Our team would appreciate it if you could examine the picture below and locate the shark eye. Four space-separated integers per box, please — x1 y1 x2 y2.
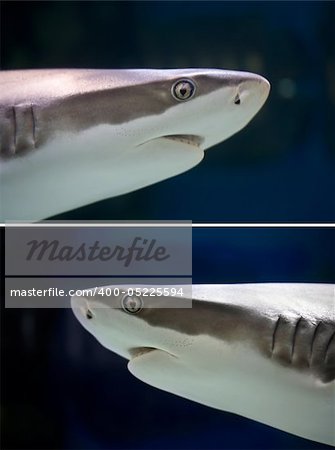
172 79 196 101
121 295 143 314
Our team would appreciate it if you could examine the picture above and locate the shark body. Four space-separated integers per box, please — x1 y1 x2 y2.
0 69 269 220
71 283 335 446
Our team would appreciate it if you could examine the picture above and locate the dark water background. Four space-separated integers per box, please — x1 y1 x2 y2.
1 1 335 449
1 1 334 222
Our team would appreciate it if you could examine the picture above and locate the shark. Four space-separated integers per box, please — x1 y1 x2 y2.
71 283 335 446
0 69 270 221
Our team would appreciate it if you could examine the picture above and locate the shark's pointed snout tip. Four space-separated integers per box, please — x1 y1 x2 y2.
235 71 270 99
261 76 271 93
71 294 83 307
256 74 271 97
70 295 85 316
247 74 270 103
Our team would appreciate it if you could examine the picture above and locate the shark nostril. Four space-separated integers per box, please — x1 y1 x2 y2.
79 305 94 319
86 309 94 319
234 94 241 105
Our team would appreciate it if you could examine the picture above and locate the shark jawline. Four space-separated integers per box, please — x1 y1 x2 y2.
138 134 203 149
129 346 178 361
129 346 157 359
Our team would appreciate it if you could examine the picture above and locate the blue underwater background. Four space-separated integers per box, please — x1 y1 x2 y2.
1 1 335 450
1 0 334 222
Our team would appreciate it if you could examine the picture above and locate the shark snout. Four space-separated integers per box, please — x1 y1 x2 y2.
239 73 270 104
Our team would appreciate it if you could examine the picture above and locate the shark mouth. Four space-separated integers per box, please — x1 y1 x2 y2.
129 347 157 359
138 134 203 149
162 134 203 148
129 347 178 361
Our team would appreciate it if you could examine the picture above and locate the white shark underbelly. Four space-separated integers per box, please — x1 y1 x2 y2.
128 333 335 446
0 68 270 221
1 125 203 220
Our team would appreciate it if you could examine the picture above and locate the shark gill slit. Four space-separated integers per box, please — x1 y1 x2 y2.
324 330 335 363
12 106 17 153
310 321 322 361
290 317 303 363
271 315 281 355
31 104 36 148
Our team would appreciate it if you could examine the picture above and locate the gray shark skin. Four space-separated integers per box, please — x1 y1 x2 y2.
71 283 335 446
0 69 270 220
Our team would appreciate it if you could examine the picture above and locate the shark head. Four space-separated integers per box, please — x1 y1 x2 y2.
71 283 335 447
70 286 191 360
98 68 271 152
0 68 270 220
